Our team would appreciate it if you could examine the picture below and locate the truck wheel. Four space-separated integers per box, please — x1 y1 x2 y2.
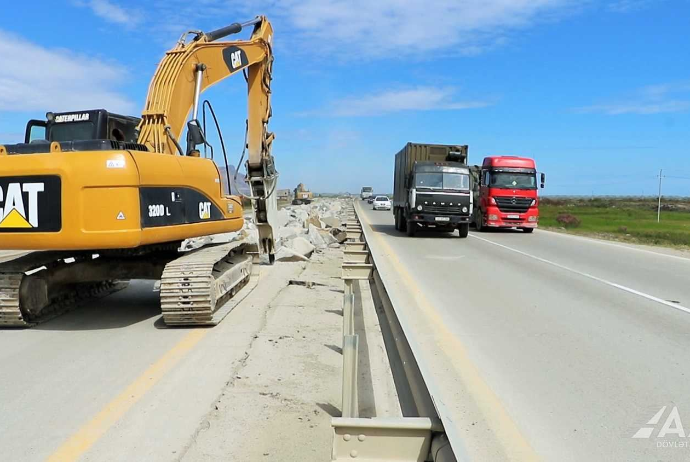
394 210 400 230
475 210 484 232
400 211 407 232
406 220 415 237
458 223 469 238
522 227 534 233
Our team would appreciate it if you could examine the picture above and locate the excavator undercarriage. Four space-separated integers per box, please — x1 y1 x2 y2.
0 241 255 327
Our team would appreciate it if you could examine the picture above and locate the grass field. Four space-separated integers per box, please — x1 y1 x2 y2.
539 197 690 249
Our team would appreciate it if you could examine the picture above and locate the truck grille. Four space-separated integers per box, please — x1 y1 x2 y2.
495 197 532 213
424 205 465 214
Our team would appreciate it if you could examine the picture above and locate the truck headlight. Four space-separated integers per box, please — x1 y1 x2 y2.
417 205 422 211
462 207 468 213
528 216 538 222
488 214 498 221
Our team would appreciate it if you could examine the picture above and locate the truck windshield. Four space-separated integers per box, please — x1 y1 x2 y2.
362 187 373 192
488 172 536 190
416 173 469 191
48 122 96 142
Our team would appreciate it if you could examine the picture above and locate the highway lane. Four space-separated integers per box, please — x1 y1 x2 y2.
0 261 300 462
357 202 690 462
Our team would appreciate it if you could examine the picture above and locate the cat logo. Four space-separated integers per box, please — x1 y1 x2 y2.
230 50 242 69
0 182 44 229
199 202 212 220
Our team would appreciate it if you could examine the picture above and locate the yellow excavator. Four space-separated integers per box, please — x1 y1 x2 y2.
0 17 277 326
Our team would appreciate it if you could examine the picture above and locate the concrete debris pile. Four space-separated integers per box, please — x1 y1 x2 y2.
273 198 350 261
182 198 353 262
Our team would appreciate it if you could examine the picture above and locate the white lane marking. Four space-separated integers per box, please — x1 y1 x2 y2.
471 234 690 316
537 229 690 263
426 255 465 261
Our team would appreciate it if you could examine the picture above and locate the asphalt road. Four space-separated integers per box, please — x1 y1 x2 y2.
0 261 302 462
357 202 690 462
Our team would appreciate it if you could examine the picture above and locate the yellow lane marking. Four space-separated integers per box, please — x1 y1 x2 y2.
358 205 540 461
47 329 208 462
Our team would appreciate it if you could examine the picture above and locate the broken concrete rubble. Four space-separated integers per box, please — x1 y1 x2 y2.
276 237 315 261
321 217 341 229
307 224 326 248
183 198 353 260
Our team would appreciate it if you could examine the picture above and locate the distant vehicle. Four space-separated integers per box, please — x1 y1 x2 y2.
292 183 313 205
372 196 391 211
470 156 545 233
393 143 472 238
360 186 374 200
367 196 375 204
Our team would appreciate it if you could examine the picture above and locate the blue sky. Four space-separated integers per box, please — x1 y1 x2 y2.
0 0 689 196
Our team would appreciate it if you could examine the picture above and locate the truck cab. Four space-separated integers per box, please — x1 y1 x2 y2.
472 156 545 233
360 186 373 201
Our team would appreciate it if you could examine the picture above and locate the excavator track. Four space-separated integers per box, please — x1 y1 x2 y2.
0 252 126 327
0 240 257 328
160 241 256 326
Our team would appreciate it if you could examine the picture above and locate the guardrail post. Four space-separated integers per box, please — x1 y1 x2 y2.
341 334 359 418
342 292 355 337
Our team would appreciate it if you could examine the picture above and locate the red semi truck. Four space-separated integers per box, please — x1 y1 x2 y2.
470 156 545 233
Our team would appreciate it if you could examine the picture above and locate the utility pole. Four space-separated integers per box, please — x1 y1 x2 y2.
657 169 664 223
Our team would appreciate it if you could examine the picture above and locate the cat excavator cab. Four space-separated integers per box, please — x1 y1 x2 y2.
0 16 278 326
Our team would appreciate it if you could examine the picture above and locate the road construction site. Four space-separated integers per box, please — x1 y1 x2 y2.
2 196 689 461
0 198 406 462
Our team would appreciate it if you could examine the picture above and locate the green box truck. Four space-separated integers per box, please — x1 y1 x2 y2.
393 143 472 238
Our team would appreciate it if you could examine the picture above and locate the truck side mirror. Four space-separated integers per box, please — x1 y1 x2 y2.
540 172 546 189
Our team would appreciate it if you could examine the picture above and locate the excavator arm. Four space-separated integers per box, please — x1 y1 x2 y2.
138 16 278 259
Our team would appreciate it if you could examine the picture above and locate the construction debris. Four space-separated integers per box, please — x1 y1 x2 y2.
182 198 353 261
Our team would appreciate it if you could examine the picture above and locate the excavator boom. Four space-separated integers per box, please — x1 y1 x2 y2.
138 17 277 258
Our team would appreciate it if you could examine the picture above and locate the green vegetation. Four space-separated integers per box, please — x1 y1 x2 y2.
539 197 690 249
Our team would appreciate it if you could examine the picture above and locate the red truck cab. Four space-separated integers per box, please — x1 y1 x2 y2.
472 156 545 233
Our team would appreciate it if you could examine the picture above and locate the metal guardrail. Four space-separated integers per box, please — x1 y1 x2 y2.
331 202 456 462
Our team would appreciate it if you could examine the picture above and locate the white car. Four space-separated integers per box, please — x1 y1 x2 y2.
372 196 391 211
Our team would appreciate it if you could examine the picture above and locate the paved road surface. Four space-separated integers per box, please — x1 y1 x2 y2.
0 262 301 462
358 202 690 462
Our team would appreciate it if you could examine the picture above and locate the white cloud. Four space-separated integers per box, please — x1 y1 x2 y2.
0 30 136 114
313 86 491 117
151 0 582 58
75 0 139 26
268 0 582 57
576 82 690 115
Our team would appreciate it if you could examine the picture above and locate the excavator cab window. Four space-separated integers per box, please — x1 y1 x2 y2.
48 121 96 142
25 120 47 143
